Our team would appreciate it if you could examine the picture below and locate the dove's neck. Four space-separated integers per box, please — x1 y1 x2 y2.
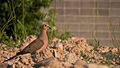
39 30 48 41
38 29 48 51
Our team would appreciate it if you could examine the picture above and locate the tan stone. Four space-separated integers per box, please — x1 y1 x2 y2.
52 38 59 42
79 37 87 43
65 53 78 64
98 65 109 68
56 43 64 53
71 36 80 42
14 62 25 68
57 53 65 61
98 46 110 53
88 64 109 68
88 64 98 68
0 63 10 68
47 59 63 68
111 48 118 54
34 57 54 67
19 54 32 65
43 49 53 58
74 59 87 68
71 46 80 55
63 62 72 68
53 49 58 58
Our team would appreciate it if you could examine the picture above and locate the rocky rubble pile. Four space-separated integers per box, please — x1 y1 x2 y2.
0 35 120 68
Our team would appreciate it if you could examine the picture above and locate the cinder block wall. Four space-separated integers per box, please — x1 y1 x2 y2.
51 0 120 46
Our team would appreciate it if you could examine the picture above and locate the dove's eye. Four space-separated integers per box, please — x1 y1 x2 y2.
44 25 47 27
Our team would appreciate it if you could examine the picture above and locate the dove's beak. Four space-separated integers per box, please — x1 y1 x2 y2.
48 25 51 29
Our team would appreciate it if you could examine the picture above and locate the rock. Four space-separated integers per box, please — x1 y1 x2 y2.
52 49 65 61
71 36 80 42
52 49 58 58
0 63 11 68
98 65 109 68
19 53 33 65
52 38 59 42
111 48 118 54
98 46 110 53
71 46 80 55
47 58 63 68
88 63 109 68
86 45 94 52
65 53 78 64
57 53 65 61
0 36 119 67
88 64 97 68
34 52 43 62
110 65 120 68
34 57 54 67
74 59 87 68
79 37 87 43
14 62 25 68
43 49 53 58
63 62 72 68
56 43 64 53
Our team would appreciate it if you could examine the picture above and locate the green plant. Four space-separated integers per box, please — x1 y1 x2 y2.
93 39 100 51
0 0 53 47
80 51 95 63
0 0 71 47
60 32 71 40
46 9 71 42
47 9 60 42
100 52 119 65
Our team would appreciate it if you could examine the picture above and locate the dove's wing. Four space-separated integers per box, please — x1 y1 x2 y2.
22 38 44 54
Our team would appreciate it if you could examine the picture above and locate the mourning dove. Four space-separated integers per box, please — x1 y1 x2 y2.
2 22 50 63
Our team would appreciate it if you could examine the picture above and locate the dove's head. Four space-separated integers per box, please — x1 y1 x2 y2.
42 22 51 32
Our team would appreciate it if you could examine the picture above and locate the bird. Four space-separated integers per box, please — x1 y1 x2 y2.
1 22 50 63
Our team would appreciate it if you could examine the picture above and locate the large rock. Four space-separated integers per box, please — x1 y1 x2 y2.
88 63 109 68
47 58 63 68
74 59 87 68
34 57 54 67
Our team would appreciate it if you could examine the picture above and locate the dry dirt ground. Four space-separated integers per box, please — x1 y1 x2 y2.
0 35 120 68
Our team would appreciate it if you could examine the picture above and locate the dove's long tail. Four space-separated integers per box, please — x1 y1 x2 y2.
1 51 24 63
